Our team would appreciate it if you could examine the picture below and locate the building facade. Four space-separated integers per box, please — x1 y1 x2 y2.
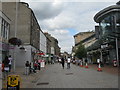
73 31 95 53
74 31 95 45
72 31 96 63
44 32 60 62
0 11 10 63
2 2 40 67
40 30 46 54
94 2 120 65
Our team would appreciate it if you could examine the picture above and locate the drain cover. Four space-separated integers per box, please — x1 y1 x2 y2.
37 82 49 85
32 81 37 83
65 73 73 75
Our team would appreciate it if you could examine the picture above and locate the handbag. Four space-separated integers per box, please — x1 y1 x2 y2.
4 67 9 71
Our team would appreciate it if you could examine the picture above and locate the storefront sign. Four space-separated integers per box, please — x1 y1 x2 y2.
41 60 45 67
0 42 9 51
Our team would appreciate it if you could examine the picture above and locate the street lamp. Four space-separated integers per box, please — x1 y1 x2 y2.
113 15 119 67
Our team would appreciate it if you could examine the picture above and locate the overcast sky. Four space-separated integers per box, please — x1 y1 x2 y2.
20 0 117 53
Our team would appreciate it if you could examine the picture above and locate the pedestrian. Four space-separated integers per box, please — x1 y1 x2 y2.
61 57 65 69
34 61 38 70
37 60 41 70
29 62 36 73
3 56 10 79
2 61 4 72
8 55 12 72
3 56 10 72
58 57 61 64
67 57 71 69
25 61 30 75
85 58 88 65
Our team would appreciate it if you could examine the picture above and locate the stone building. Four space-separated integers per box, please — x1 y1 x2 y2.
73 31 96 63
44 32 60 62
73 31 95 53
74 31 95 45
2 2 41 67
40 30 47 54
0 11 10 63
44 33 51 56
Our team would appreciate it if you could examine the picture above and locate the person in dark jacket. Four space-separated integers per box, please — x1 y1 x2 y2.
3 56 9 72
61 57 65 69
3 56 9 67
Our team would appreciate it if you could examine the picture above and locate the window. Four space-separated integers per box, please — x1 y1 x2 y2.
0 17 1 37
100 15 112 38
1 19 9 39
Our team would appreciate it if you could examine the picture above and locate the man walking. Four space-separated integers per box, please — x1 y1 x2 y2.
61 57 65 69
8 55 12 72
67 57 71 69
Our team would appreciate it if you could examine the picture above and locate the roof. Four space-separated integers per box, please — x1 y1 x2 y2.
75 34 95 46
74 31 94 37
94 4 120 23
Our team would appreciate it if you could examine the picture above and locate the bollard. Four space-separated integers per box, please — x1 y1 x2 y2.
80 61 83 67
25 67 29 75
97 63 102 72
85 63 88 68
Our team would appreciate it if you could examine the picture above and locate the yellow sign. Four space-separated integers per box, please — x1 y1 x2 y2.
7 75 19 87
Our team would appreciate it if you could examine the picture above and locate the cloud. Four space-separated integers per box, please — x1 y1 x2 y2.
21 0 118 2
21 0 117 53
28 2 64 20
47 29 74 53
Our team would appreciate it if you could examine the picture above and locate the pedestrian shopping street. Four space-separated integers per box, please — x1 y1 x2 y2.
1 1 120 90
27 63 118 88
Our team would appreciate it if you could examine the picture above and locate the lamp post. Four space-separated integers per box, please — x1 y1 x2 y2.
13 1 18 73
113 15 119 67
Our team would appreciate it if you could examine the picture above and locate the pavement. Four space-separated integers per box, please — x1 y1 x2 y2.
1 67 42 89
81 63 119 76
1 63 119 89
33 63 118 88
0 70 2 90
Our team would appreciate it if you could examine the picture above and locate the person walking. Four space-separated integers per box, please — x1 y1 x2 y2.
58 57 61 64
61 57 65 69
34 61 38 70
3 56 10 72
67 57 71 69
25 61 30 75
3 56 10 79
8 55 12 72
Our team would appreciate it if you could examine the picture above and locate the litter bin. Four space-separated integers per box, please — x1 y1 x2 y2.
113 60 117 67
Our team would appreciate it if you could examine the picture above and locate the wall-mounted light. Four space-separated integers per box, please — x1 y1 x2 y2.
19 46 25 50
19 46 27 52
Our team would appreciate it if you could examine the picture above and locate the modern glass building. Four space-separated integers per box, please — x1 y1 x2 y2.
94 2 120 65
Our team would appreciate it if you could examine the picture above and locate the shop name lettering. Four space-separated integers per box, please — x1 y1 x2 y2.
0 43 14 49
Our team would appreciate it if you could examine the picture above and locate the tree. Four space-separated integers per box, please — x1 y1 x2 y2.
75 43 87 59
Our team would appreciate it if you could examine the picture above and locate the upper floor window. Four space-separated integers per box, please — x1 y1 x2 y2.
1 19 9 40
100 15 112 38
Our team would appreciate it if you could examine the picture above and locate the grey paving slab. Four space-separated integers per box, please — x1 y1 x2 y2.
32 63 118 88
0 70 2 89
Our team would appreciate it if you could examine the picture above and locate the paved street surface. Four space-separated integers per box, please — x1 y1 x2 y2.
30 63 118 88
0 70 2 90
